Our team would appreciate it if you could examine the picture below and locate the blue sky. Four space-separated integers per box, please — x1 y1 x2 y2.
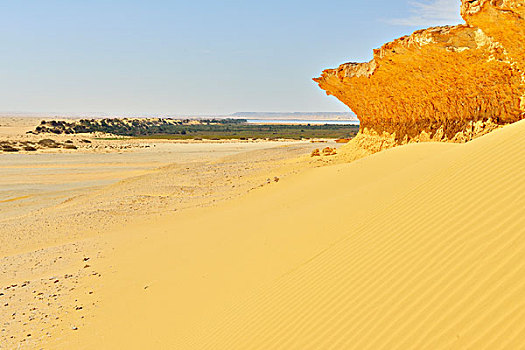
0 0 462 115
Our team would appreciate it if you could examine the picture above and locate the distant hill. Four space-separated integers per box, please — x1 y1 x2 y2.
230 112 357 120
1 111 358 121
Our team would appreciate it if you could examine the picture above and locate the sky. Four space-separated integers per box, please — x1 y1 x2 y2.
0 0 463 115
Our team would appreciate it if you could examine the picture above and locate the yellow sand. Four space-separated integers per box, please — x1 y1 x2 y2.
22 120 525 348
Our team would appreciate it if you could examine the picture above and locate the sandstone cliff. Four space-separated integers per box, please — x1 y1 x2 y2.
315 0 524 151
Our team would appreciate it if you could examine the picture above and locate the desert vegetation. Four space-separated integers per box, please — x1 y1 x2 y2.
0 139 81 153
33 118 359 140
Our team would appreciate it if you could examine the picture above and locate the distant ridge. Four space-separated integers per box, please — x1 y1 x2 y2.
231 112 357 120
1 111 358 121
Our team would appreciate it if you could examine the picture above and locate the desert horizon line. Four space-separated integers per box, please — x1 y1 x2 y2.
0 111 358 119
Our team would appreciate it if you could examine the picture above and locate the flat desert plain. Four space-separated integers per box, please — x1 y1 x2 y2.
1 118 524 349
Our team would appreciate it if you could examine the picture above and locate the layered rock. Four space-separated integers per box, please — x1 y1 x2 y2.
314 0 524 149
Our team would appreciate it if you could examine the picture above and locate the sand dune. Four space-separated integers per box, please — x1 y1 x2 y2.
50 119 525 349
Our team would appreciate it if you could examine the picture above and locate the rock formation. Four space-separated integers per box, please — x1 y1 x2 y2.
314 0 524 149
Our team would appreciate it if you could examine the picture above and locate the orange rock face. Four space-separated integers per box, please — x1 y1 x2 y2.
314 0 524 144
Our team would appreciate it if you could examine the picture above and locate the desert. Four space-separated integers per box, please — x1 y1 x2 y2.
2 0 525 349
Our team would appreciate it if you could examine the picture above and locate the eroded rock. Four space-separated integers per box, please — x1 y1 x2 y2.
314 0 524 151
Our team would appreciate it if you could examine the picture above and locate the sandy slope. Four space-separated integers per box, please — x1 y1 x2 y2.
43 119 525 349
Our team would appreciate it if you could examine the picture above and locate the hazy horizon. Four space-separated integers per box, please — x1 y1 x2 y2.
0 110 358 120
1 1 462 115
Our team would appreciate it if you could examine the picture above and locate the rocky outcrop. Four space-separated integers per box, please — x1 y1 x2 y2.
314 0 524 149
